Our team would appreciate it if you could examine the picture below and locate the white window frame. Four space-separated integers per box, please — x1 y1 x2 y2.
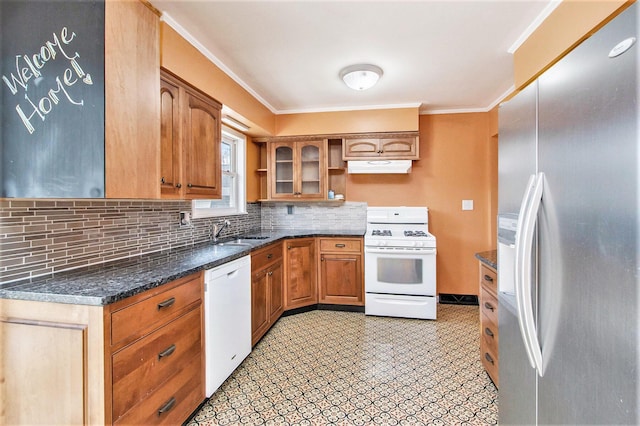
191 126 247 218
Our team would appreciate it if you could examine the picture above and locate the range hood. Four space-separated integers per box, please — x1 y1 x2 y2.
347 160 412 174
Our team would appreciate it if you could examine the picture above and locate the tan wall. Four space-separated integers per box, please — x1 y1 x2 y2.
275 107 419 136
347 113 496 296
160 23 276 136
513 0 632 89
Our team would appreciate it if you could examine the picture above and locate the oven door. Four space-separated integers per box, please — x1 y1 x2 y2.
365 247 436 296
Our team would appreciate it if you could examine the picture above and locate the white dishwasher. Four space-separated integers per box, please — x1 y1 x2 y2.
204 255 251 397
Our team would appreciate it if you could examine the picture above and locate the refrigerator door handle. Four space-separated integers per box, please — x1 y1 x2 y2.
520 172 545 376
515 174 537 369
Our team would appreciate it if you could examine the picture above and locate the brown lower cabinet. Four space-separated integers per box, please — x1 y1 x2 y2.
479 262 499 387
251 242 284 345
0 272 205 425
107 273 205 424
284 238 318 309
318 238 364 305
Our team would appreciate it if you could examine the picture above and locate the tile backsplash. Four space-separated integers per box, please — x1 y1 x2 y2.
0 200 367 283
261 201 367 230
0 200 261 283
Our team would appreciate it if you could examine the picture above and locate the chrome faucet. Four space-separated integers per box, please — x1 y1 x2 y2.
212 220 230 242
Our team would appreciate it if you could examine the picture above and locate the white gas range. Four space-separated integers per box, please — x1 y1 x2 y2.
364 206 437 320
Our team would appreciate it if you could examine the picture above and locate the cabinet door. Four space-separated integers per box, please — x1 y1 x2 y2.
270 142 295 198
251 269 270 346
160 76 182 198
298 141 325 199
183 89 222 199
285 239 317 309
0 320 86 425
343 139 380 158
379 137 418 159
319 253 363 305
268 260 284 323
105 0 160 199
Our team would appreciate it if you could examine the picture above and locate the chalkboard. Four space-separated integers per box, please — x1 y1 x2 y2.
1 0 105 198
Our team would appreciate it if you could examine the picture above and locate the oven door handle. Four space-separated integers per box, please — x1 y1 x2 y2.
365 247 436 255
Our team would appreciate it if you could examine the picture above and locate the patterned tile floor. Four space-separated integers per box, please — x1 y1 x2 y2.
187 304 498 425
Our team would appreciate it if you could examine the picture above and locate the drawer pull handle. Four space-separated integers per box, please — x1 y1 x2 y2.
158 397 176 415
157 297 176 310
158 344 177 360
484 302 495 312
484 274 494 282
335 244 346 248
484 353 495 365
267 253 273 259
484 327 494 338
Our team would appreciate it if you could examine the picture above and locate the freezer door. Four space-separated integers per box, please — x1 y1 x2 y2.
498 81 538 215
537 3 638 424
498 294 537 425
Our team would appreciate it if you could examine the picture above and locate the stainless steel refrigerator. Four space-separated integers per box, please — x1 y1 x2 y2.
497 3 639 424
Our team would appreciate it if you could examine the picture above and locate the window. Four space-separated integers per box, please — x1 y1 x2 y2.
192 126 246 217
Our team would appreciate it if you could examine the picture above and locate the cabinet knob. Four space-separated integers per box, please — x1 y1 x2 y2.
175 183 182 188
484 274 494 282
484 302 495 312
267 253 273 259
321 257 324 261
484 327 494 338
161 177 166 184
268 271 273 276
287 245 291 249
187 183 192 188
335 244 346 248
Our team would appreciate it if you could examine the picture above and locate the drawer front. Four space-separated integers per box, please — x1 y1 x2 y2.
319 238 362 253
481 311 499 355
113 354 203 425
480 264 497 295
251 243 283 272
112 307 202 420
481 336 499 387
111 275 202 346
480 285 498 325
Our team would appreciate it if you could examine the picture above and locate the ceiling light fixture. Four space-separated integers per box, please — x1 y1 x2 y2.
222 115 250 132
339 64 383 91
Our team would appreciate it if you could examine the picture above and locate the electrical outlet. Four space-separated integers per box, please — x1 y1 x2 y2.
462 200 474 211
179 211 192 227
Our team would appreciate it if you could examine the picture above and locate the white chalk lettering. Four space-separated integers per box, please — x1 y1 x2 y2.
3 26 90 134
16 94 45 134
60 27 76 45
63 68 77 86
39 96 53 114
2 26 80 95
48 75 84 106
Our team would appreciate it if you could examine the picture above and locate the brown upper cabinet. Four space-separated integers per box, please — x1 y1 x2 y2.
343 134 419 160
268 140 327 200
160 69 222 199
106 0 161 199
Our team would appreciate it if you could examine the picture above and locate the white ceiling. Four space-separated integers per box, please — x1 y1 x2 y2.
150 1 557 115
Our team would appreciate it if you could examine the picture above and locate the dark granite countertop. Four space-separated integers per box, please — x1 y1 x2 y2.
475 250 497 270
0 228 365 306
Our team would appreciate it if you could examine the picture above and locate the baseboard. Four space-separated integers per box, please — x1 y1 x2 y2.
438 294 479 305
282 303 365 317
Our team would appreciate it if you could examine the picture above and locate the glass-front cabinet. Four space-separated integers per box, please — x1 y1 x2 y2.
269 140 326 200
